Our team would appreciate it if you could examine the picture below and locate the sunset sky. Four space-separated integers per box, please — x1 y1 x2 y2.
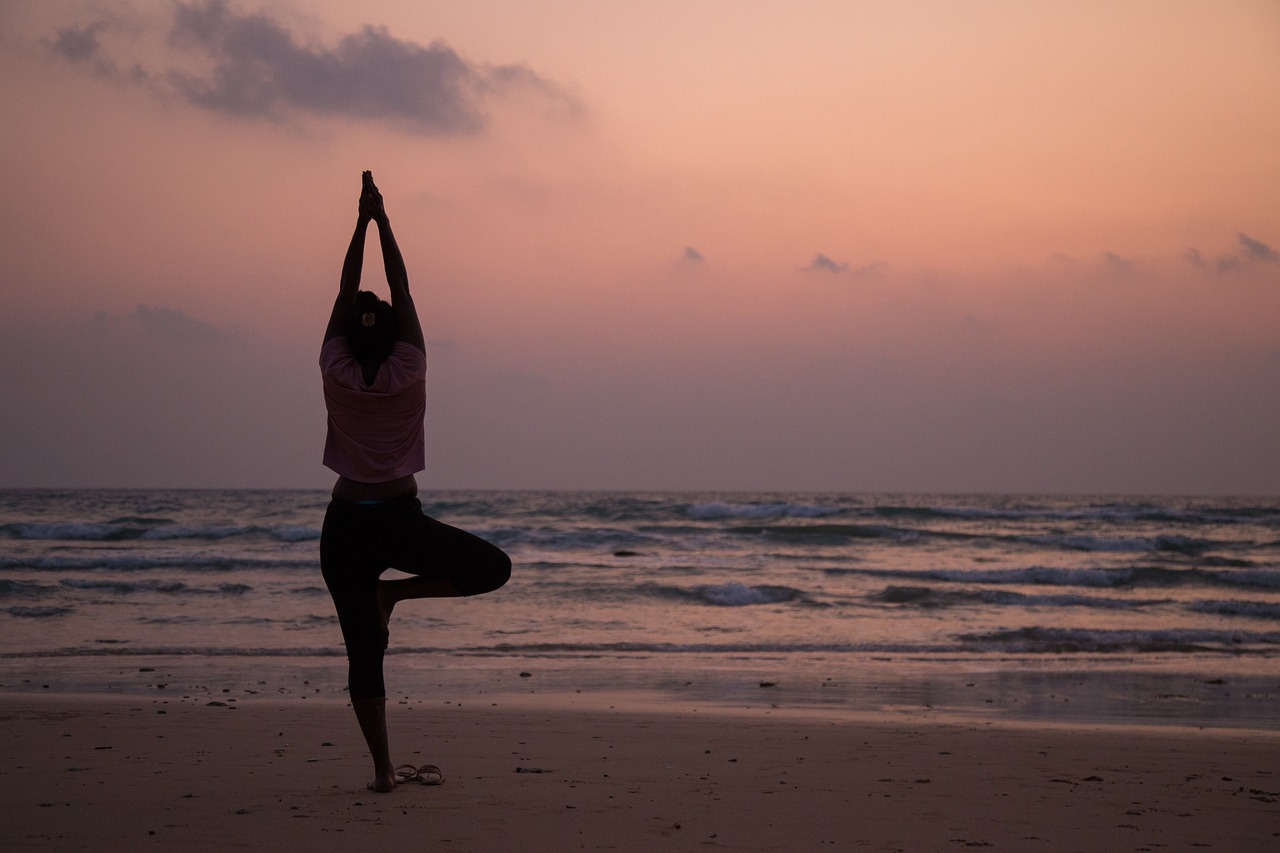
1 0 1278 493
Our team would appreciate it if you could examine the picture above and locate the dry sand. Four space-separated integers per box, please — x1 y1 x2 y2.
2 692 1277 851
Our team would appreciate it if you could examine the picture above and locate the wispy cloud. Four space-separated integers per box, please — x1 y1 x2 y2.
49 20 110 66
803 253 849 274
48 0 578 135
1238 232 1278 264
1102 251 1133 275
802 254 887 278
1184 232 1278 275
85 305 229 342
129 304 232 342
1215 254 1242 274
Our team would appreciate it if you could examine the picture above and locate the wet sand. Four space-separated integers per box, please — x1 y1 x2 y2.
2 693 1277 851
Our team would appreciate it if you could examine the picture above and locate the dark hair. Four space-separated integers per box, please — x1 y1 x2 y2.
345 291 397 364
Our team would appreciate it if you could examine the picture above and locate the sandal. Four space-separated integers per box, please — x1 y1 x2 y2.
394 763 445 786
414 764 445 786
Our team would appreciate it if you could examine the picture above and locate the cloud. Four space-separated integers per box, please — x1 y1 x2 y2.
1215 254 1242 274
49 0 577 135
802 254 887 278
1103 252 1131 274
81 305 233 344
1238 232 1278 264
49 20 110 66
1185 233 1277 275
682 246 705 264
804 253 849 274
129 304 231 341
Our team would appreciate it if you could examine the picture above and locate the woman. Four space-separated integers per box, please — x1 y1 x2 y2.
319 172 511 793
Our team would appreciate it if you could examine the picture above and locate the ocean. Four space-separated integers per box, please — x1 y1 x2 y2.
2 489 1278 728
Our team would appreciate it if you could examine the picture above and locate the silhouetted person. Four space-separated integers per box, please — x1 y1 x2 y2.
319 171 511 793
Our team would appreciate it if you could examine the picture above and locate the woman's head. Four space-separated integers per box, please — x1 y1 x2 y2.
345 291 397 364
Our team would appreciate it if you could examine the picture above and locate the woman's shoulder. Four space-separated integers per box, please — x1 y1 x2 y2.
386 341 426 384
390 340 426 367
320 336 352 370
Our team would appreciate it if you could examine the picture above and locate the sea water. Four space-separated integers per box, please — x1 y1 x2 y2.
2 489 1278 727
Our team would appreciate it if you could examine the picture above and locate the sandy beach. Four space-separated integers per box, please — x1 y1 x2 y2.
2 692 1277 852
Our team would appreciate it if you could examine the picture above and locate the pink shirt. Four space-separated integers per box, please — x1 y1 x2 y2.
320 337 426 482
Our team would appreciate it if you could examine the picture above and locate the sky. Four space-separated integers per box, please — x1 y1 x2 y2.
1 0 1278 494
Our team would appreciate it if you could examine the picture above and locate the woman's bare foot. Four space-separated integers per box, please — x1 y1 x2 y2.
367 771 397 793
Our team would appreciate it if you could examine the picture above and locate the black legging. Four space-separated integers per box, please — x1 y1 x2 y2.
320 495 511 699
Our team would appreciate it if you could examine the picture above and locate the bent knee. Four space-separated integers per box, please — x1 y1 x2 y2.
491 551 513 590
460 549 511 596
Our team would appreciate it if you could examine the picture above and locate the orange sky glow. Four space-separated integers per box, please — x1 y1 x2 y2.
1 0 1278 492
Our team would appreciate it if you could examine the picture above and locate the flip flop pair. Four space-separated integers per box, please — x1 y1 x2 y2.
394 763 445 786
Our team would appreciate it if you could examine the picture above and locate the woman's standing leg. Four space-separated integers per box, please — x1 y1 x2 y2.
350 697 394 792
321 499 397 792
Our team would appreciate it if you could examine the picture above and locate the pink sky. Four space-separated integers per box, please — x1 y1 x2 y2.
1 0 1278 492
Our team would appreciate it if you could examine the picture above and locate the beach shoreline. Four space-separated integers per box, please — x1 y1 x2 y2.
3 691 1277 851
4 651 1277 732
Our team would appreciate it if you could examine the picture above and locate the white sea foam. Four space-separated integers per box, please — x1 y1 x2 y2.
697 582 801 606
269 525 321 542
686 502 841 520
141 526 246 540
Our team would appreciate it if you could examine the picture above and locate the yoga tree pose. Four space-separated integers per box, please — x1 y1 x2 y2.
319 171 511 793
